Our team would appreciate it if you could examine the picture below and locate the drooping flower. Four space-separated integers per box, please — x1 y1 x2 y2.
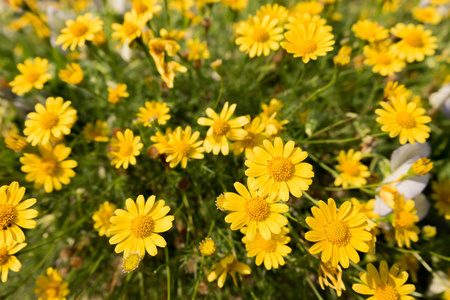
245 137 314 201
262 113 289 137
363 42 406 77
165 126 204 169
0 242 27 282
24 97 77 146
92 201 117 237
207 254 251 288
230 116 268 156
137 101 171 127
396 253 419 283
392 195 420 248
56 13 103 51
148 38 180 68
432 179 450 220
82 120 110 142
334 149 371 188
305 198 372 268
318 262 346 297
107 83 129 104
107 129 143 169
351 20 389 43
197 102 248 156
156 61 187 88
20 143 78 193
186 38 210 61
352 261 415 299
112 11 145 46
9 57 52 96
109 195 174 257
59 63 83 85
199 238 216 256
34 267 70 300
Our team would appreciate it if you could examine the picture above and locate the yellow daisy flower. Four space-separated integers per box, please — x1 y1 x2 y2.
244 137 314 201
107 83 129 104
352 261 415 299
432 179 450 220
199 238 216 256
291 1 324 16
230 116 269 156
281 23 334 64
186 38 210 61
375 97 432 145
256 3 289 25
137 101 171 127
34 267 70 300
82 120 110 142
262 113 289 137
285 13 332 32
390 23 438 63
150 128 172 153
334 149 371 188
156 61 187 88
132 0 162 23
305 198 372 268
363 42 406 77
351 20 389 43
10 57 51 96
0 242 27 283
20 143 78 193
165 126 204 168
241 226 291 270
197 102 249 156
58 63 83 85
159 28 185 41
109 195 174 257
107 129 143 169
56 13 103 51
350 198 379 229
207 254 251 288
318 262 346 297
223 178 289 241
92 201 117 237
112 11 145 46
333 45 352 66
4 134 27 152
384 81 411 101
0 182 37 246
24 97 77 146
235 15 284 58
260 98 283 119
393 195 420 248
412 6 442 25
221 0 248 11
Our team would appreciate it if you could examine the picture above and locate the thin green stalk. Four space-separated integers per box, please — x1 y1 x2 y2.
207 219 216 237
306 276 324 300
165 247 171 300
164 0 171 29
298 132 388 145
303 191 319 206
212 76 224 109
412 252 449 288
309 115 359 139
137 38 155 68
287 64 306 103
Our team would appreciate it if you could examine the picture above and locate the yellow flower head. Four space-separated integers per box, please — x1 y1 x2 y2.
199 238 216 256
107 129 143 169
149 38 180 66
112 11 145 46
224 178 289 241
156 61 187 88
422 225 436 238
305 198 372 268
132 0 162 23
363 42 406 77
207 254 251 288
82 120 110 142
351 20 389 43
165 126 204 168
235 15 284 58
393 195 420 248
107 83 129 104
24 97 77 146
260 98 283 119
137 101 171 127
256 3 289 25
412 6 442 25
334 149 371 188
230 116 268 156
262 113 289 137
285 13 332 32
375 97 432 145
92 201 117 237
384 81 411 101
10 57 51 96
333 45 352 66
197 102 249 156
20 143 78 193
216 193 226 211
122 252 141 273
59 63 83 85
281 23 335 64
221 0 248 11
411 157 433 175
318 262 346 297
432 179 450 220
34 267 70 300
150 128 172 153
350 198 379 230
109 195 174 257
390 23 438 63
0 242 27 282
159 28 186 41
186 38 210 61
352 261 415 299
0 182 37 246
241 226 291 270
56 13 104 51
291 1 324 16
4 134 27 152
245 137 314 201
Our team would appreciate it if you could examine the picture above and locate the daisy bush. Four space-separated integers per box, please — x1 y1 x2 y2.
1 0 450 299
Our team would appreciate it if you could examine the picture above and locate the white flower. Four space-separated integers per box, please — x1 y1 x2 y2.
429 83 450 118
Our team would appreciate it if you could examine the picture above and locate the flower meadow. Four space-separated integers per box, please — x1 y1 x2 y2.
0 0 450 299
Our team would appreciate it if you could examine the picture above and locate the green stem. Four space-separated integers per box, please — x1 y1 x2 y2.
298 132 388 145
302 191 319 206
207 219 216 238
287 64 306 103
306 276 324 300
308 115 359 139
165 247 171 300
212 76 224 109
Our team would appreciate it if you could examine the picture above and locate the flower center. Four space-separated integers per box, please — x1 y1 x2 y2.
40 159 58 175
0 203 16 230
25 71 40 83
123 21 140 37
374 284 399 300
175 141 191 156
244 197 270 222
403 32 424 48
340 161 360 177
252 28 270 43
0 248 9 265
39 112 60 130
395 112 416 129
70 21 89 37
133 2 149 14
131 215 155 238
241 132 256 147
262 240 277 253
45 287 59 298
324 220 351 247
151 42 166 54
377 52 393 65
396 211 415 229
212 119 230 136
119 144 134 157
267 157 294 182
298 39 318 55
